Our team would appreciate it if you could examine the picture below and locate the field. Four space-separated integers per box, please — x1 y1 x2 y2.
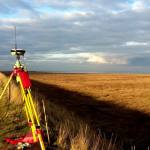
1 73 150 149
30 73 150 149
31 73 150 113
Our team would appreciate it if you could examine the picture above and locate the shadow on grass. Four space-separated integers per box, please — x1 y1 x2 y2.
32 80 150 150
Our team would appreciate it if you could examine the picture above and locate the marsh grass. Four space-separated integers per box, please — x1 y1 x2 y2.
56 121 119 150
30 73 150 114
35 94 119 150
1 73 119 149
0 73 28 149
30 73 150 149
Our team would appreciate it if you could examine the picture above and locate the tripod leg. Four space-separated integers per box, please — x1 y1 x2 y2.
24 105 30 122
37 131 46 150
21 91 30 123
18 76 46 150
27 89 40 126
0 73 13 100
19 81 37 142
22 91 37 141
26 92 38 142
27 90 46 150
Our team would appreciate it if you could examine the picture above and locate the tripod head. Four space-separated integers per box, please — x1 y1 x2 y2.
11 49 26 56
11 49 26 69
11 49 26 60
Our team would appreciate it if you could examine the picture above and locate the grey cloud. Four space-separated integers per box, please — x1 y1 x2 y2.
0 0 150 72
0 0 39 19
129 56 150 66
1 0 150 54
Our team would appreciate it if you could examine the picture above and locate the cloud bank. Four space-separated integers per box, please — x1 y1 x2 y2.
0 0 150 72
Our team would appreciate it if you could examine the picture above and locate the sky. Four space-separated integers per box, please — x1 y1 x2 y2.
0 0 150 72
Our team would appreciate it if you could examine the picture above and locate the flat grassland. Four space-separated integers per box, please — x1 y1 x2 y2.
31 73 150 113
30 73 150 148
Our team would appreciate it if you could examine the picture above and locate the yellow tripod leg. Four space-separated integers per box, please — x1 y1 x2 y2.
37 132 46 150
27 89 40 126
24 105 30 122
27 90 46 150
21 89 30 122
24 104 36 142
0 73 13 100
18 77 45 150
19 80 37 142
26 92 38 141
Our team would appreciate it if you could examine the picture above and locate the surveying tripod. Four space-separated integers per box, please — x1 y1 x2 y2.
0 49 46 150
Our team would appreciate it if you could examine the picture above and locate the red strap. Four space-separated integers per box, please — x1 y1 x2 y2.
13 68 32 89
18 71 31 89
5 137 24 145
5 131 38 145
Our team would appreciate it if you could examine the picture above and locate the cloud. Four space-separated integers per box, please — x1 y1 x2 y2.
131 1 146 12
0 0 37 17
27 52 107 64
0 18 34 24
123 41 149 46
76 53 127 64
0 25 13 30
78 53 107 64
0 0 150 72
26 52 128 65
129 56 150 66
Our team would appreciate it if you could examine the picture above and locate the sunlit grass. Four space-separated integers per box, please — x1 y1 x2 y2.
2 72 138 149
30 73 150 149
0 73 28 149
30 73 150 114
36 94 119 149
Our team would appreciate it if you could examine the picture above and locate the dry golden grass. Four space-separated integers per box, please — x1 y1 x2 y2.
0 73 29 149
32 84 118 149
2 73 150 149
42 97 118 150
30 73 150 149
0 73 22 104
30 73 150 114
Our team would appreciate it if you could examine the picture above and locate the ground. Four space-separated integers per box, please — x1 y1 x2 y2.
30 73 150 149
1 73 150 149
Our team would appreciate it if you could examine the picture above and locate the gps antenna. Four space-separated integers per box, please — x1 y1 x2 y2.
11 27 26 58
